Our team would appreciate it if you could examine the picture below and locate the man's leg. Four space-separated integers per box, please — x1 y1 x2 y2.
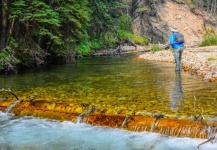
178 47 184 70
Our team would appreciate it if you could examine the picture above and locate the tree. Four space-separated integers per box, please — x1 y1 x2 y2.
0 0 8 50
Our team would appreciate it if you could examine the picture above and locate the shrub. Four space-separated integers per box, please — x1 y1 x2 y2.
119 30 149 45
150 44 162 53
199 35 217 46
0 45 20 73
76 42 90 56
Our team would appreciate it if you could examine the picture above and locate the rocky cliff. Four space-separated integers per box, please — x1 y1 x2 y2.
131 0 217 47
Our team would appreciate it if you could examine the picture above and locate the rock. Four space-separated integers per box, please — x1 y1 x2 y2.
204 73 212 81
138 46 217 82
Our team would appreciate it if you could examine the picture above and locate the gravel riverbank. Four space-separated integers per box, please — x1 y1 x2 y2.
138 46 217 82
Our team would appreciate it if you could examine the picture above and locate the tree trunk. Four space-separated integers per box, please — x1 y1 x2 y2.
0 0 8 50
6 18 15 46
214 0 217 15
207 0 211 13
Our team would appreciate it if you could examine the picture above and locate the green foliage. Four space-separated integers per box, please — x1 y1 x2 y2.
150 44 162 53
183 0 193 4
118 14 132 31
1 0 144 73
89 40 102 50
208 57 217 61
119 30 134 40
55 0 90 44
119 30 149 45
87 0 124 42
102 31 118 47
76 42 90 56
133 35 149 45
9 0 61 46
137 6 150 13
9 0 27 18
0 38 20 73
204 27 216 37
199 35 217 46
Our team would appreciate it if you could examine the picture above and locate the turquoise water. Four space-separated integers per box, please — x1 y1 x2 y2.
0 54 217 118
0 111 216 150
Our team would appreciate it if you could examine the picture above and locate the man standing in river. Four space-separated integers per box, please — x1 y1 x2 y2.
169 26 185 71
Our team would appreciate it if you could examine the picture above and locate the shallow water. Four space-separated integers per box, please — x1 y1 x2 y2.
0 111 216 150
0 54 217 118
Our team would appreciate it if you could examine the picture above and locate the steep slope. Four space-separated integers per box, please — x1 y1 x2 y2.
132 0 217 47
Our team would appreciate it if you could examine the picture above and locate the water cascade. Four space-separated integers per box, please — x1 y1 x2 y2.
0 55 217 149
0 100 216 140
77 105 96 123
0 88 20 113
4 100 20 113
0 110 216 150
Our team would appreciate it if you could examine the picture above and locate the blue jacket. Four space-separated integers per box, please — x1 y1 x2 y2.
170 32 184 49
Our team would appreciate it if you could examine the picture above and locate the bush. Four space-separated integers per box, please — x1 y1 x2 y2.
76 42 90 55
90 40 102 50
119 30 149 45
199 35 217 46
150 44 162 53
0 47 20 73
133 35 149 45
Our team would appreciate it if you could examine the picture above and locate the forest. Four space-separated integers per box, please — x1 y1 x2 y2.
0 0 217 74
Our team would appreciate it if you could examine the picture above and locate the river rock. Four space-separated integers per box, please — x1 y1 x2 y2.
138 47 217 82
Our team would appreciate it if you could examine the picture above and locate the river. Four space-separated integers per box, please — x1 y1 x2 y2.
0 54 216 119
0 54 217 149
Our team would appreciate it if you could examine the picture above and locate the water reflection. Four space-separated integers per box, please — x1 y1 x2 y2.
0 55 217 117
170 71 184 111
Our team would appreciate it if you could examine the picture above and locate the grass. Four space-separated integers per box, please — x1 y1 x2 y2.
119 30 149 45
150 44 162 53
199 35 217 46
208 57 217 61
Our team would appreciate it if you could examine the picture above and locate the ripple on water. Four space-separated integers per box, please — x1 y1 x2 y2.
0 55 217 119
0 113 216 150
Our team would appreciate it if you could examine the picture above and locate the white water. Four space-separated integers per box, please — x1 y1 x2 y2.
0 111 216 150
4 100 20 113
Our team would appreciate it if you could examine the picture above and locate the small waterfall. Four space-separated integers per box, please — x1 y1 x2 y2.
4 100 20 113
76 105 96 124
121 114 131 128
76 115 82 124
150 114 164 132
0 111 12 122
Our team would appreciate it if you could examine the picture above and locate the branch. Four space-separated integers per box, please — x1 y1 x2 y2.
197 135 216 150
0 88 19 100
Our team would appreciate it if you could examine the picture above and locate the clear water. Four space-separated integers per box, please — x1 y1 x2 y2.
0 54 217 149
0 54 217 118
0 111 216 150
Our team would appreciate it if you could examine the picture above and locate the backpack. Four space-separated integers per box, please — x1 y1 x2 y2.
174 32 184 43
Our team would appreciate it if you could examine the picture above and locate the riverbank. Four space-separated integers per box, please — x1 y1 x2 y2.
138 46 217 82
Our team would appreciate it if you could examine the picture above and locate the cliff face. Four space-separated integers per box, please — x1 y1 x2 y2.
131 0 217 47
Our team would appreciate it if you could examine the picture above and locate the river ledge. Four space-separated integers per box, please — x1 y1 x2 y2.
1 100 216 139
137 46 217 82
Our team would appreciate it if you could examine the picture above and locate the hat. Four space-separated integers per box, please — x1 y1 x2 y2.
170 25 178 32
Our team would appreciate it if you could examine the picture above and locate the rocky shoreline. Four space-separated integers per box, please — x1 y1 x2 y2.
138 46 217 82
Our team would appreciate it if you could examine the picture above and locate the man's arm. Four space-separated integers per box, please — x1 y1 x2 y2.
170 34 175 48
